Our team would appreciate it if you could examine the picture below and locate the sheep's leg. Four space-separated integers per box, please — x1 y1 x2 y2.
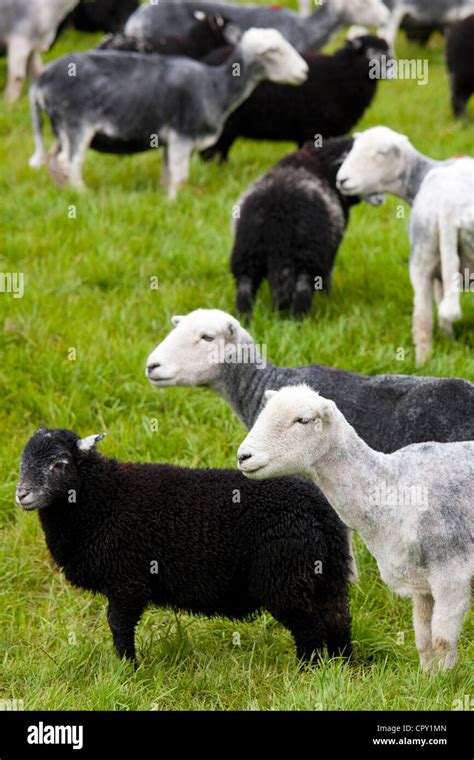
235 275 260 318
160 144 170 190
269 267 294 313
166 132 193 200
324 602 353 660
437 222 462 336
450 75 469 118
377 5 407 49
47 136 71 187
412 593 434 672
5 35 32 102
430 578 471 671
409 260 434 365
292 272 314 318
27 50 44 80
68 128 95 189
276 609 327 665
107 598 145 664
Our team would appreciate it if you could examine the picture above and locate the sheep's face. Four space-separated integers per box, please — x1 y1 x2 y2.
340 0 390 28
241 29 308 85
146 309 249 388
237 385 336 480
336 126 410 197
16 429 104 511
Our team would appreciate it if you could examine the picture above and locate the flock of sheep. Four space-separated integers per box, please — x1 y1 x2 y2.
5 0 473 675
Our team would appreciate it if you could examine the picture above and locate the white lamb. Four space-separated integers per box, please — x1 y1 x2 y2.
336 126 474 365
238 384 474 672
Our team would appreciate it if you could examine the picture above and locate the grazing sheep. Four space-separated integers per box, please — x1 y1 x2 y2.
125 0 390 52
97 11 241 58
0 0 79 102
336 126 474 364
230 137 384 318
201 35 389 162
238 384 474 671
28 28 308 198
16 427 353 665
145 309 474 448
378 0 474 48
446 14 474 117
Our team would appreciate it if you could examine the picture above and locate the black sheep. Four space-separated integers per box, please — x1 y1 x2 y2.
231 137 377 318
16 428 352 665
201 35 389 162
446 14 474 117
97 12 240 58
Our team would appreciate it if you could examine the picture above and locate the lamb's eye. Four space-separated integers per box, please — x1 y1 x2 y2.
201 335 214 342
295 418 311 425
50 460 67 473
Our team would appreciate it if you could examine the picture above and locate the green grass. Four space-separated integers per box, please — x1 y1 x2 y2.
0 19 473 711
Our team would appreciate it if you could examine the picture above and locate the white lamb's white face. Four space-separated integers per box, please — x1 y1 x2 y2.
237 386 335 480
146 309 240 387
336 127 409 196
343 0 390 27
242 28 309 85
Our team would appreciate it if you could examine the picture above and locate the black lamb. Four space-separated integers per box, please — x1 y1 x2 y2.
201 35 389 162
231 137 377 318
446 14 474 117
97 12 240 58
16 428 352 665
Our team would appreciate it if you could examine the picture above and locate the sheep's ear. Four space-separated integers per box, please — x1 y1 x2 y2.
171 315 183 326
35 427 47 435
264 390 277 401
215 13 225 28
317 400 334 424
193 10 206 20
225 321 237 339
363 193 386 207
224 23 242 44
77 433 106 452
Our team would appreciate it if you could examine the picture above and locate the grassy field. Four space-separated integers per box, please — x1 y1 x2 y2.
0 13 473 712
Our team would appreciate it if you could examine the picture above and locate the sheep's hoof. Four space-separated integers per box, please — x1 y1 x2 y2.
438 298 462 321
29 152 45 170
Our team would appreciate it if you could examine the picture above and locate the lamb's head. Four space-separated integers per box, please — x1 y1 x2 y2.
16 428 105 511
336 126 412 197
237 385 337 480
334 0 390 27
146 309 255 388
240 28 308 85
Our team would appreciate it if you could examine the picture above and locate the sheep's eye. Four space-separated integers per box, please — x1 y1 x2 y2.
50 460 67 473
201 335 215 342
295 418 311 425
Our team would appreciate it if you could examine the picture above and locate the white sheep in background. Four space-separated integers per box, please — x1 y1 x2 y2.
336 126 474 365
0 0 79 101
238 384 474 672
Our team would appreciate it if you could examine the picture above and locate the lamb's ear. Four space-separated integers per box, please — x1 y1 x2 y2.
224 23 242 44
225 321 237 339
317 400 334 424
264 390 277 402
171 315 183 326
363 193 386 207
77 433 106 452
193 10 206 20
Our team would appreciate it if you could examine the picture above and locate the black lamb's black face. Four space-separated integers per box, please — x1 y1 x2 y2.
16 428 82 511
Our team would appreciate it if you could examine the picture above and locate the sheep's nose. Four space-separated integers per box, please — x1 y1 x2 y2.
16 487 29 500
147 362 161 375
238 452 252 463
336 177 347 190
